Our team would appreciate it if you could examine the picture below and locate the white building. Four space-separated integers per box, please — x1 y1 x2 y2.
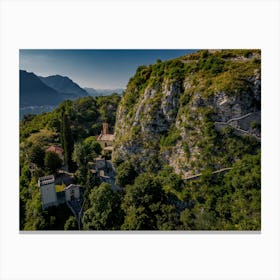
38 175 83 210
65 184 80 201
38 175 58 209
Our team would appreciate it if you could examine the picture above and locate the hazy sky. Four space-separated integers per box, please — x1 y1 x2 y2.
19 49 197 89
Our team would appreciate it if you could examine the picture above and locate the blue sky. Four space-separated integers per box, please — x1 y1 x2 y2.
19 49 197 89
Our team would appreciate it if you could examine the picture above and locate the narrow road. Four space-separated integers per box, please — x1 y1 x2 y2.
66 200 84 229
214 112 261 142
226 112 252 123
184 167 233 181
215 121 261 142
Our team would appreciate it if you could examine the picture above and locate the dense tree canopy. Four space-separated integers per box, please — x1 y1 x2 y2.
82 183 123 230
115 161 138 188
83 136 102 155
121 173 180 230
64 216 78 230
44 151 62 173
29 145 45 168
62 112 75 171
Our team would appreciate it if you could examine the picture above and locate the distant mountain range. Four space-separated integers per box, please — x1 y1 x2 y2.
20 70 124 118
20 70 62 107
84 87 124 96
20 70 89 107
39 74 88 99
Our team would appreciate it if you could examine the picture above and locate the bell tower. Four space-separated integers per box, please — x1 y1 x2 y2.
102 122 109 135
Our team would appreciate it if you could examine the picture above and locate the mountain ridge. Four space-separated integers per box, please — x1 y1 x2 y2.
84 87 124 96
20 70 62 107
112 49 261 178
20 70 90 117
39 74 89 99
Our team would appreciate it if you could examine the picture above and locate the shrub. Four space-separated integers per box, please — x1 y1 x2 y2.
201 50 209 59
244 50 252 58
183 143 190 158
160 132 181 147
116 161 138 188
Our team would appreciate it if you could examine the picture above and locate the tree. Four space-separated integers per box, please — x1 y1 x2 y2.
20 163 32 229
121 173 165 230
61 112 74 171
73 140 101 168
180 208 195 230
120 206 149 230
84 136 102 155
72 142 91 167
156 166 183 192
96 93 121 127
29 145 45 168
72 141 101 185
115 161 138 188
83 170 101 211
156 204 180 230
64 216 78 230
20 164 31 188
24 187 46 230
121 171 185 230
222 151 261 230
82 183 123 230
179 151 261 230
44 151 62 173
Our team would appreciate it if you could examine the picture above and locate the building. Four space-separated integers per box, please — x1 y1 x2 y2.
97 122 115 149
45 145 64 162
38 175 84 227
38 175 58 209
94 157 107 170
38 175 83 209
65 184 80 201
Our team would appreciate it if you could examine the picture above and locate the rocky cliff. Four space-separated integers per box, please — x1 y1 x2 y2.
113 50 261 178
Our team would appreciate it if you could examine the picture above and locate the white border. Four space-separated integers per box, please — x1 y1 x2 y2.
1 0 280 279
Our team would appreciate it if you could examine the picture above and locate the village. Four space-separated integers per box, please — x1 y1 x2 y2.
37 123 118 227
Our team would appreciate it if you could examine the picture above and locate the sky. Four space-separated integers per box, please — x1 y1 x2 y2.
19 49 197 89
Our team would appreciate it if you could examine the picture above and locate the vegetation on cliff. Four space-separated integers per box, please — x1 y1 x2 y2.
112 49 261 230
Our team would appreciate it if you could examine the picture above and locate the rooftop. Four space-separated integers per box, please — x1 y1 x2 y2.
65 184 81 190
97 134 115 141
38 175 55 186
46 145 64 155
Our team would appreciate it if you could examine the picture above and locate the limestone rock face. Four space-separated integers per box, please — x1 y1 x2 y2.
113 50 261 177
160 81 182 123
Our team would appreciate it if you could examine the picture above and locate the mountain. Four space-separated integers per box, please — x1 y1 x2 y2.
84 87 124 96
84 87 99 96
112 49 261 178
20 70 62 107
39 74 88 99
20 71 90 117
